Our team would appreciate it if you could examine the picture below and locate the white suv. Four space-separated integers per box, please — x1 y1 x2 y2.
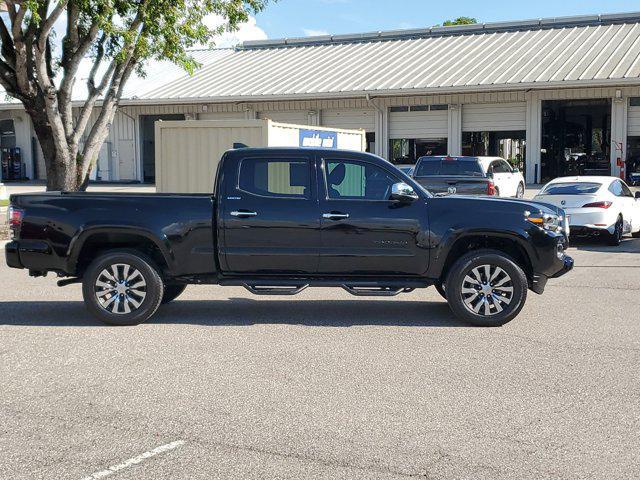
477 157 526 198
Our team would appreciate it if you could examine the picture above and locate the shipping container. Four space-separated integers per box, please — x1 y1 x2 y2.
155 119 366 193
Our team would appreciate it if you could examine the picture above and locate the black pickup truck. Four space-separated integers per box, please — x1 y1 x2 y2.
5 148 573 327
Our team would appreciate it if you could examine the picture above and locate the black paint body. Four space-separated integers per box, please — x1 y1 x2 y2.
6 148 572 291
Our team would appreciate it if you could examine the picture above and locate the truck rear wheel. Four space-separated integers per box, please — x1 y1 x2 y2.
82 250 164 326
445 249 528 327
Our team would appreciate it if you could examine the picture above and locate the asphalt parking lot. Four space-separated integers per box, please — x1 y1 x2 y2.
1 236 640 480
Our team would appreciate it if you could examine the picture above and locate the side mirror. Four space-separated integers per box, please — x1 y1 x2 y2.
635 191 640 199
513 167 520 173
390 182 419 202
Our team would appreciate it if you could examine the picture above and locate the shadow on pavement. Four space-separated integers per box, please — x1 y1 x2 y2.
569 236 640 253
0 298 463 328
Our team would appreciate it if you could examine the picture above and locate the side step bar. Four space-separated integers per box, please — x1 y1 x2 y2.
341 286 414 297
239 282 416 297
242 284 309 296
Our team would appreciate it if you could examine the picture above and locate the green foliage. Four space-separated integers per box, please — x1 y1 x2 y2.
29 0 271 75
435 16 478 27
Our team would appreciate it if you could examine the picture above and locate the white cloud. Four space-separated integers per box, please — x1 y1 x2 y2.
202 14 268 47
302 28 330 37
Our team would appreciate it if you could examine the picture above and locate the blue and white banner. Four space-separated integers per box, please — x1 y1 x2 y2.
299 129 338 149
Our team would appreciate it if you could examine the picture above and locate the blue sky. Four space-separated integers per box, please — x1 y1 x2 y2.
253 0 640 39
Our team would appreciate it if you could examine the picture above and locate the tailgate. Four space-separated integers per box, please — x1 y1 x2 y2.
413 176 490 195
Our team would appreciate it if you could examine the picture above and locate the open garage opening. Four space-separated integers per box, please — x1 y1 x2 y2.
541 99 612 183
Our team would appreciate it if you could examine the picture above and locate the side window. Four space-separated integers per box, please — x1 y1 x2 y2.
500 160 513 173
239 158 310 198
620 181 634 197
325 159 400 200
609 181 624 197
490 161 503 174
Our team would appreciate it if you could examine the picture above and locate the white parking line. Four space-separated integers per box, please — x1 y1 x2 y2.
80 440 185 480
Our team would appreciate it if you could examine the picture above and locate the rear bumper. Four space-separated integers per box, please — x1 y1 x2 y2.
5 241 23 269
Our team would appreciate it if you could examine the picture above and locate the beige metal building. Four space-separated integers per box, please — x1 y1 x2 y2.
3 12 640 185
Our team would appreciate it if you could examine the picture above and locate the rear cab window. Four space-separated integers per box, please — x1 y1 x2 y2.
415 157 484 177
539 182 602 195
238 157 312 199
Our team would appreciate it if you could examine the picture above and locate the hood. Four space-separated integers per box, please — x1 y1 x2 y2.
435 195 564 217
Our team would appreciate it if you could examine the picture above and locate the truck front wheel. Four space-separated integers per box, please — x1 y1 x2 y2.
445 249 528 327
162 284 187 304
82 250 164 326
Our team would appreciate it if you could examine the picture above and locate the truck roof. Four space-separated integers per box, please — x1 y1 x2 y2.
225 147 381 159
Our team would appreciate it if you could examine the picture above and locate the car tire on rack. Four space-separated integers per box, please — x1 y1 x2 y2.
162 284 187 304
445 249 528 327
82 250 164 326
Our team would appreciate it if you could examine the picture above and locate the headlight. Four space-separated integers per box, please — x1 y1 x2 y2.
525 210 561 232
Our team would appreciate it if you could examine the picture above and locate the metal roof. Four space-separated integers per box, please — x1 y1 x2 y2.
140 12 640 102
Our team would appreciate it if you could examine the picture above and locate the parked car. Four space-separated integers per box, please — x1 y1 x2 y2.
412 156 525 198
6 148 573 327
533 176 640 245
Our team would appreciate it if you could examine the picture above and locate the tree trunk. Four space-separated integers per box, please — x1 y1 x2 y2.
27 106 78 191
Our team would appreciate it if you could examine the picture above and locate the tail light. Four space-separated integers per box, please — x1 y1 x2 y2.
7 205 24 238
582 201 612 209
487 181 497 196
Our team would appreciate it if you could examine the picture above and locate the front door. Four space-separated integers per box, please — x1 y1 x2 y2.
317 155 430 275
221 153 320 274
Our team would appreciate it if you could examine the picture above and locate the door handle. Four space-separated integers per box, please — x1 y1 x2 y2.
323 212 349 220
230 210 258 218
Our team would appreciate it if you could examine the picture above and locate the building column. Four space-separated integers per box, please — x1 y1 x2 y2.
611 92 627 179
244 106 257 119
525 92 542 184
373 106 389 160
447 104 462 156
307 109 320 126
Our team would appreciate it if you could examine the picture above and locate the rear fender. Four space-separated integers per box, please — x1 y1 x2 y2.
67 226 174 275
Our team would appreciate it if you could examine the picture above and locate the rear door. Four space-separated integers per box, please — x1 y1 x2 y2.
220 153 320 274
490 160 513 197
612 180 639 231
317 154 429 275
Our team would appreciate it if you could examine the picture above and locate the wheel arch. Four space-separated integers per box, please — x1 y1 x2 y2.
438 232 534 284
68 227 173 277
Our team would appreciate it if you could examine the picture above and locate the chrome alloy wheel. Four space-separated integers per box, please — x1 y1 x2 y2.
460 264 513 316
94 263 147 314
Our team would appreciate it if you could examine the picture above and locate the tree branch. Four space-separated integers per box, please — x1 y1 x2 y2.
0 18 17 69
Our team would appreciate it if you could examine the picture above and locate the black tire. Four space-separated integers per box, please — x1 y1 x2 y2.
607 216 623 246
516 183 525 198
161 284 187 304
82 250 164 326
494 187 501 197
632 229 640 239
445 249 528 327
434 281 447 299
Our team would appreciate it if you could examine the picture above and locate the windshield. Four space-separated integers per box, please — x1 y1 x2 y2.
415 158 484 177
539 182 602 195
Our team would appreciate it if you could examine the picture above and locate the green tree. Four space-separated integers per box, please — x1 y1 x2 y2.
0 0 270 191
436 16 478 27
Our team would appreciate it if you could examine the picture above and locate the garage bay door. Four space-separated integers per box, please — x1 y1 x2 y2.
389 106 448 139
628 104 640 135
258 111 309 125
462 103 526 132
322 109 375 132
